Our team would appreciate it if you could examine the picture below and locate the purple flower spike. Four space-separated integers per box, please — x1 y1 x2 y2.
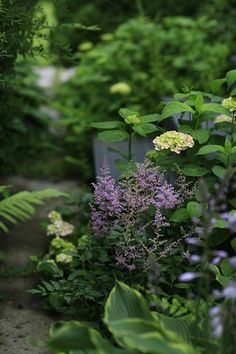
222 282 236 300
213 250 227 258
179 272 200 282
190 255 202 264
229 256 236 269
211 257 221 265
185 237 202 246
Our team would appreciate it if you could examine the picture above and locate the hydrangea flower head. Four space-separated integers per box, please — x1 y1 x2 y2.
153 131 194 154
109 82 131 95
47 212 75 237
56 253 73 264
48 210 62 223
222 97 236 112
215 114 234 124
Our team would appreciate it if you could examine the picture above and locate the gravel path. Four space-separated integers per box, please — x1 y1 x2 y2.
0 178 78 354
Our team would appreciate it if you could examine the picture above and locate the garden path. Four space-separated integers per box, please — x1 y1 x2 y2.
0 177 78 354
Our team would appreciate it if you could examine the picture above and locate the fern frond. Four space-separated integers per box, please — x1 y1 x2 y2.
0 188 67 233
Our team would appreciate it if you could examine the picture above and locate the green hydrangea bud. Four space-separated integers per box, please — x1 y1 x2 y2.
109 82 131 95
125 114 140 125
222 97 236 111
79 41 93 51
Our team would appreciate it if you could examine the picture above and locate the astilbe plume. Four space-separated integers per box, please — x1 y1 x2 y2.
91 162 122 236
91 160 187 271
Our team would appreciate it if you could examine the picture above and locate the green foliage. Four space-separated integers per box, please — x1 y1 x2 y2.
50 0 235 65
42 282 201 354
0 188 67 232
0 1 56 175
53 15 230 175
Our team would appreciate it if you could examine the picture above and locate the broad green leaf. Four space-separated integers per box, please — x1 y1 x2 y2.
182 165 208 177
220 258 234 277
196 145 225 155
104 281 153 324
109 318 195 354
210 78 226 92
194 95 204 113
226 69 236 87
211 219 227 229
230 87 236 96
48 322 127 354
132 123 158 136
91 121 124 129
97 130 129 142
178 125 193 134
231 238 236 251
139 114 161 123
161 102 194 120
192 129 209 144
211 266 230 287
48 322 96 351
224 138 232 154
120 332 197 354
200 103 229 115
170 208 190 222
187 202 202 218
159 315 191 343
212 165 227 179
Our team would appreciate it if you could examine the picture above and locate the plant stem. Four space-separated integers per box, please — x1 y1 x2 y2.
128 131 132 162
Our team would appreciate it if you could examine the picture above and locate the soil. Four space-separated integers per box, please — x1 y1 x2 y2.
0 178 78 354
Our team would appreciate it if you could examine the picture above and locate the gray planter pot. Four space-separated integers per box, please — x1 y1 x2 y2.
92 135 154 179
92 117 178 179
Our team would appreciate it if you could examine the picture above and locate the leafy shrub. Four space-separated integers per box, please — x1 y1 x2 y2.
54 16 230 174
0 1 55 174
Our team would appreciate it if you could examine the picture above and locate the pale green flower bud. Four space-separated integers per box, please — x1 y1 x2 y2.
79 41 93 51
222 97 236 112
215 114 234 124
109 82 131 95
124 114 140 125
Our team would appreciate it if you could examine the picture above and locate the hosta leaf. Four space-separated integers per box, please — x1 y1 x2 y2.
97 130 129 142
159 315 191 343
104 281 153 324
121 332 197 354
